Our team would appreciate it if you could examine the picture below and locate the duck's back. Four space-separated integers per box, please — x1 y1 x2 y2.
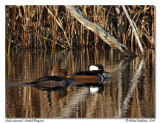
30 76 67 88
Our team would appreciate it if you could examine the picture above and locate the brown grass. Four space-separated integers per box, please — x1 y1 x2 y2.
5 5 155 55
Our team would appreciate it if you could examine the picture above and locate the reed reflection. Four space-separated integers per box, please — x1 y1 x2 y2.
6 48 155 118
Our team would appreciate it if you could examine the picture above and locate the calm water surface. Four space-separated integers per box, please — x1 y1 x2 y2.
5 48 155 118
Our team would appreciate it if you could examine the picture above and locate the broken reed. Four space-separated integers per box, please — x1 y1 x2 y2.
5 5 155 55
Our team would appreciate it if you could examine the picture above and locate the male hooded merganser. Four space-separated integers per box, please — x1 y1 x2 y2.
69 64 109 85
26 67 71 90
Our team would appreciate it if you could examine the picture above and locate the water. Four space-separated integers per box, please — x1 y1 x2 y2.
5 48 155 118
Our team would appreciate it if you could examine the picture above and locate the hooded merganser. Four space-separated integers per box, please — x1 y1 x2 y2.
27 67 71 90
29 76 68 89
69 64 109 85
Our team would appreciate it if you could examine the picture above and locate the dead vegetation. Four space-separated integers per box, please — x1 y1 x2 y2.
5 5 155 56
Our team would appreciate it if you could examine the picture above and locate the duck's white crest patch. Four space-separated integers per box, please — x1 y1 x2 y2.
89 65 99 71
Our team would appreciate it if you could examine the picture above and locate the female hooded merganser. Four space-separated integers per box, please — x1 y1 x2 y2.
69 64 109 85
27 67 71 90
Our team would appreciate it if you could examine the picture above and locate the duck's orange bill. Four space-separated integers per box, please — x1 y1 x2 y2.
66 75 72 78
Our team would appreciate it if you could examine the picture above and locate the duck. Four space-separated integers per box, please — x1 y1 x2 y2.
26 67 72 90
68 64 109 85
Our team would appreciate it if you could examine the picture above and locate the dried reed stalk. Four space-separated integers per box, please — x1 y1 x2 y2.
45 6 71 48
122 5 145 56
65 5 135 57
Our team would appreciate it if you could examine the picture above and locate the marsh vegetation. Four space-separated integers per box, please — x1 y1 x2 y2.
5 5 155 56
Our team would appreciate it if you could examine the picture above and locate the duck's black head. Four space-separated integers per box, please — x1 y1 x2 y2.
89 64 104 74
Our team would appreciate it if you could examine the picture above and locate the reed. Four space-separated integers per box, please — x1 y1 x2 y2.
5 5 155 55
